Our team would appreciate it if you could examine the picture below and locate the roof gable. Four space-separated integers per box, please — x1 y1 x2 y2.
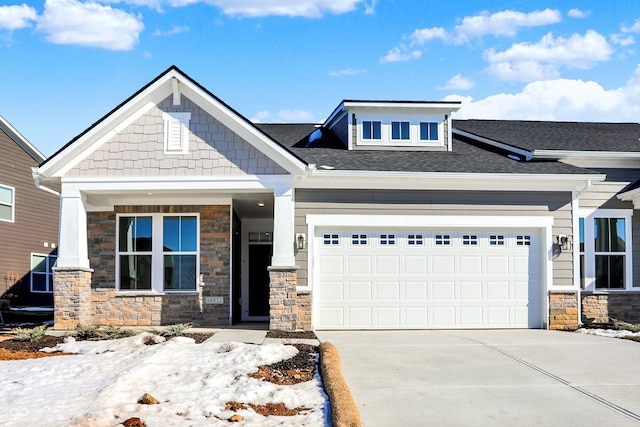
37 66 307 178
0 115 46 163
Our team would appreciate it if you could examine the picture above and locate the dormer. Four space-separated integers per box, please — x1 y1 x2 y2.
324 100 461 151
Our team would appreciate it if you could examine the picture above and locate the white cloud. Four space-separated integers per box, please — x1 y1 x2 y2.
152 25 189 36
409 27 447 46
448 65 640 123
329 68 366 77
622 18 640 33
440 74 475 90
610 33 635 46
485 30 613 81
453 8 562 43
251 109 317 123
37 0 144 51
380 46 422 63
0 4 37 30
364 0 376 15
567 8 589 18
199 0 364 18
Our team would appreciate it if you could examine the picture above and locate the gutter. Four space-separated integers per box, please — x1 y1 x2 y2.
31 167 60 197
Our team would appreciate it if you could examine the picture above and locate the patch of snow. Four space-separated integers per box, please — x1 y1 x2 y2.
1 334 329 426
576 328 640 339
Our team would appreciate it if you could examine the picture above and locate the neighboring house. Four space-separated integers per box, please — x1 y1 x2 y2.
32 66 639 331
0 115 59 311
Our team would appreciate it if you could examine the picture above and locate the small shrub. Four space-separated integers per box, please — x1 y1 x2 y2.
76 324 102 340
217 342 235 353
102 326 136 339
13 325 47 342
613 319 640 333
160 323 194 337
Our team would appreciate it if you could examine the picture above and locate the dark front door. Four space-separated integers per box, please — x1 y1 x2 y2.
248 244 272 317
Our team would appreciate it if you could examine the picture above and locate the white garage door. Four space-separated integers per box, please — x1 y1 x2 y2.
314 229 542 329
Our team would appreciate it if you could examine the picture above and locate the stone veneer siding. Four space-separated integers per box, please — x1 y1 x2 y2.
268 267 311 332
53 268 93 330
581 293 640 325
87 205 231 327
549 291 579 331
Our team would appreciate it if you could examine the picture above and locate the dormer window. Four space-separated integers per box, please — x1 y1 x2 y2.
391 121 410 140
419 122 439 141
363 121 381 140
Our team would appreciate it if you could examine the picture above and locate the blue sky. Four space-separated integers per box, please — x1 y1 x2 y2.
1 0 638 156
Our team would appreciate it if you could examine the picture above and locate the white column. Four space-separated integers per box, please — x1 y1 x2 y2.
57 190 90 269
271 186 296 267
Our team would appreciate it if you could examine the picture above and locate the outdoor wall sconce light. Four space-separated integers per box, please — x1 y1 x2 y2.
296 233 306 250
556 234 572 251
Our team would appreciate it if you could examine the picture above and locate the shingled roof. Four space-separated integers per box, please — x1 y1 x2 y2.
255 123 591 175
453 120 640 153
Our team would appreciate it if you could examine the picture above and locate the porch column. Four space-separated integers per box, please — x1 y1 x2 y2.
271 187 295 267
54 188 93 330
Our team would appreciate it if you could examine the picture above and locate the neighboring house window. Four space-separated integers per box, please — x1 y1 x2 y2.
580 210 634 290
0 184 14 222
391 121 410 140
117 214 199 292
419 122 439 141
163 112 191 154
362 121 381 140
31 253 57 293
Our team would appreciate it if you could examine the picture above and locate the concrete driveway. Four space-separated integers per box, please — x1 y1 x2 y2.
316 330 640 426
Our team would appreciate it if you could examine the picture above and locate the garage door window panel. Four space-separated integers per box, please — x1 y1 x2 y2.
351 234 368 246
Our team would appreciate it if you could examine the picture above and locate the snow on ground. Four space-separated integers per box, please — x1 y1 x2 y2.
576 328 640 340
0 333 330 426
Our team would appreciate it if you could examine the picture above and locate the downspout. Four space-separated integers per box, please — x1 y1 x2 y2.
31 167 60 197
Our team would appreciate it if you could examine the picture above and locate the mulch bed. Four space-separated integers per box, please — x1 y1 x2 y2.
266 330 318 340
225 401 310 417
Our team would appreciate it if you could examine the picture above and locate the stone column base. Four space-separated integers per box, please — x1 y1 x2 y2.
53 267 94 331
268 266 301 332
549 291 579 331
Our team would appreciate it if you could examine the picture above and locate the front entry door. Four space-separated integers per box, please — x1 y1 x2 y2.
248 244 272 317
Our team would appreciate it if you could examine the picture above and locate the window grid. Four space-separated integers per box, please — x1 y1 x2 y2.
435 234 451 246
323 233 339 246
462 235 478 246
419 122 439 141
362 121 381 140
516 235 531 246
31 253 57 293
489 235 505 246
351 234 368 245
407 234 424 245
391 121 410 140
379 234 396 246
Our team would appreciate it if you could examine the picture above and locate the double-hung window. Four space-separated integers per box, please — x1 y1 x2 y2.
117 214 199 292
579 210 633 290
0 184 14 222
31 252 57 293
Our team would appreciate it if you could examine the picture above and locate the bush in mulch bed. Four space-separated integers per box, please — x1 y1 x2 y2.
265 330 318 340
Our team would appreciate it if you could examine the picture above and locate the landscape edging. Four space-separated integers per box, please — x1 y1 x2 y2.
319 341 362 427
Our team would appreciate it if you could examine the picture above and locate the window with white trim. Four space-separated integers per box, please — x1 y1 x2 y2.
579 210 634 290
391 121 410 140
362 121 381 140
0 184 14 222
323 233 339 246
435 234 451 246
516 235 531 246
419 122 439 141
351 234 368 246
163 112 191 154
408 234 424 245
117 214 199 292
462 235 478 246
31 252 57 293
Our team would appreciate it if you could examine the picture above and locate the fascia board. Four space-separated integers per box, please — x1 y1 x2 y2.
452 129 533 160
343 101 462 111
179 84 307 175
0 115 46 162
296 170 606 192
617 187 640 208
38 73 175 178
